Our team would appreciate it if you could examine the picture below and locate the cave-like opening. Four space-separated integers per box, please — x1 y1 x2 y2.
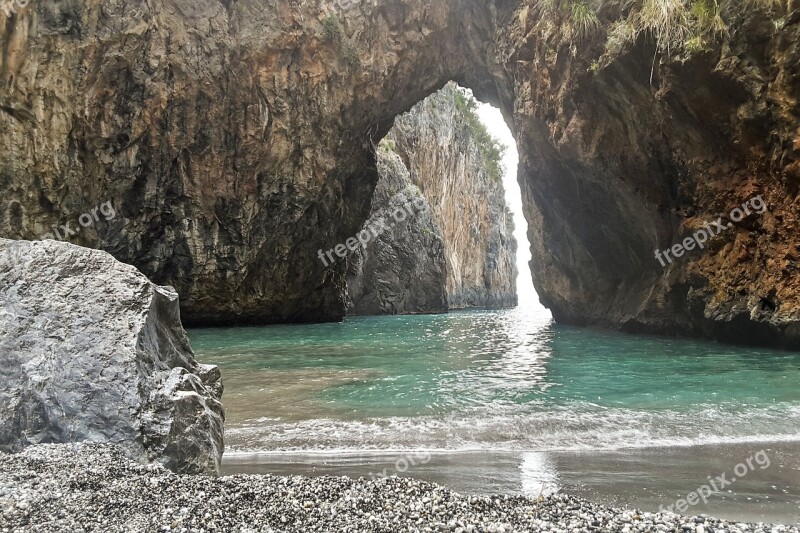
472 91 546 315
346 82 551 318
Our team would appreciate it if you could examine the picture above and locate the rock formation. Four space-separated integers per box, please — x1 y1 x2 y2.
0 0 798 347
0 239 224 475
507 2 800 348
347 84 517 315
345 147 448 315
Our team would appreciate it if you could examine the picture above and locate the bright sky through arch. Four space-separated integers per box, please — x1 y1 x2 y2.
473 95 545 311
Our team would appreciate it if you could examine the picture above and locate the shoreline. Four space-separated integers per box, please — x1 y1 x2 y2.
2 444 799 532
222 441 800 525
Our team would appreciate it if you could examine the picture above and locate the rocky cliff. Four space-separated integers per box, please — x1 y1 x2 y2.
506 1 800 348
345 145 448 315
0 239 224 475
347 84 517 315
1 0 798 347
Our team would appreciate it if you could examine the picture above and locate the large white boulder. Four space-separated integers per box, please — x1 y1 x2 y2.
0 239 224 475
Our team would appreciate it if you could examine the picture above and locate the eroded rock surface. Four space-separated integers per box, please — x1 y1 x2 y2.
502 5 800 348
1 0 799 346
346 147 448 315
0 239 224 475
0 0 492 326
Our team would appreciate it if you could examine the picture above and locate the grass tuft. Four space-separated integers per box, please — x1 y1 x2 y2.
322 15 343 41
598 0 736 61
380 139 397 153
526 0 781 71
636 0 695 54
342 41 361 68
691 0 727 35
746 0 788 11
604 19 638 57
322 14 361 70
568 1 602 41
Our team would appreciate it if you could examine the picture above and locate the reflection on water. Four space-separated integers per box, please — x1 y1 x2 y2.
520 452 560 496
222 444 800 523
190 306 800 454
190 306 800 523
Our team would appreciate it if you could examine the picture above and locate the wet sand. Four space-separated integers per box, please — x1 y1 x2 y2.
9 444 797 533
223 441 800 524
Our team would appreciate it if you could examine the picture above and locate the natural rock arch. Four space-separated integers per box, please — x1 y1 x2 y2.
0 0 798 347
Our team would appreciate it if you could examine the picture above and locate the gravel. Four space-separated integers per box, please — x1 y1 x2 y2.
1 444 797 533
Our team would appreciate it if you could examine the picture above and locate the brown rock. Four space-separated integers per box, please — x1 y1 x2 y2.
1 0 799 347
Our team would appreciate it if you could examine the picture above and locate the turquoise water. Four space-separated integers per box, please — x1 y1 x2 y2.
189 306 800 454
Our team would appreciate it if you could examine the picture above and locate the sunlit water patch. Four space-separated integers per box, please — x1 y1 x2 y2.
189 307 800 455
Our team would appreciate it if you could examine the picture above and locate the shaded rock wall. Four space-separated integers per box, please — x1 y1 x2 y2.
1 0 799 347
0 0 494 326
345 147 447 315
501 4 800 348
0 239 224 475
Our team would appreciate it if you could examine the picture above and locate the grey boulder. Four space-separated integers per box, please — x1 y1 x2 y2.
0 238 224 475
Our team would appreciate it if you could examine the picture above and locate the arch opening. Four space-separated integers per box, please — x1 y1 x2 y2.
344 82 551 319
473 92 546 315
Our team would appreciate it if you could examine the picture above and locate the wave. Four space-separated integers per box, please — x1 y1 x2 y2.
223 401 800 454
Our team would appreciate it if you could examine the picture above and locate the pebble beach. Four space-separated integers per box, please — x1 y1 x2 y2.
1 444 798 533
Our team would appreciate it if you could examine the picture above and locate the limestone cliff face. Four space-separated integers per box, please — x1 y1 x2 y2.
347 84 518 315
1 0 799 347
345 146 448 315
386 83 518 310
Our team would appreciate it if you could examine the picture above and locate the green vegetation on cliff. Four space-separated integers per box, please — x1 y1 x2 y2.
321 14 361 68
533 0 790 58
453 89 507 183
